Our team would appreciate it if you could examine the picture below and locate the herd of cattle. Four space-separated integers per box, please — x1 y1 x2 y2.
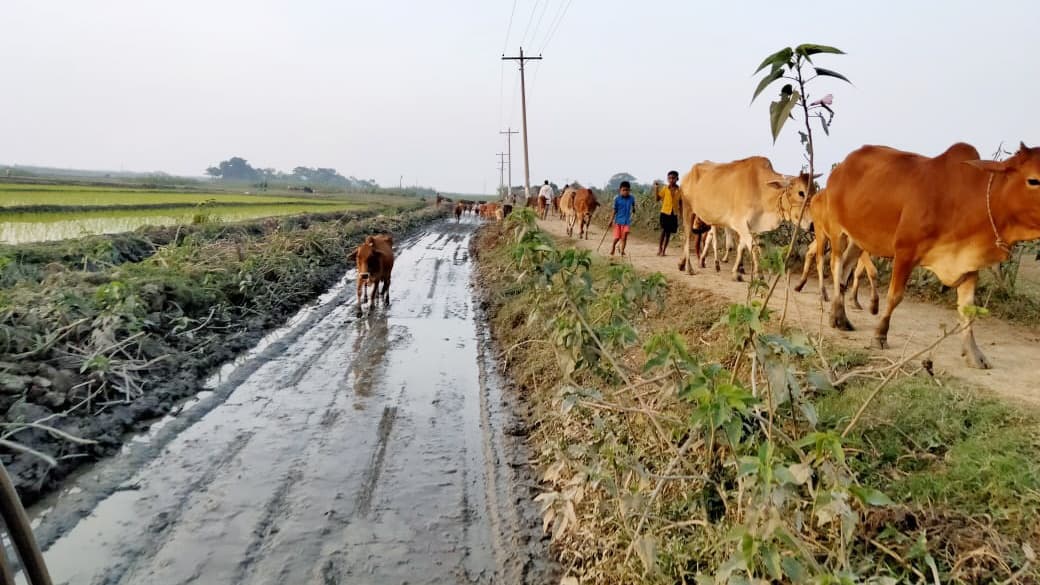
367 141 1040 369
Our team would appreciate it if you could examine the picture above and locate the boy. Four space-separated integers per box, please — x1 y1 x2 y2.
653 170 681 256
609 180 635 257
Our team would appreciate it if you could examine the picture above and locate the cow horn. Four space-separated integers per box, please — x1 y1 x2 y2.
1020 141 1030 152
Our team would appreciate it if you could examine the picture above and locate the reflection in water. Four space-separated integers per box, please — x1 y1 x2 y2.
349 312 392 403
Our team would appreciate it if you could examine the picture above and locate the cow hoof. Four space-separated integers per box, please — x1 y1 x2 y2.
793 282 805 293
852 299 863 311
715 262 721 272
821 290 830 303
963 351 993 369
870 299 879 315
678 259 686 271
733 273 743 282
831 316 854 331
872 336 889 350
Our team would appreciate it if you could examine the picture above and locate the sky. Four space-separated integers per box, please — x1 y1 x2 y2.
1 0 1038 194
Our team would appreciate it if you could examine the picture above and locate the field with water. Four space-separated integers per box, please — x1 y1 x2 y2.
0 181 384 244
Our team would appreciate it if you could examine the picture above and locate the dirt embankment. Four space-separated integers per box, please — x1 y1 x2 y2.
0 205 446 504
538 216 1040 408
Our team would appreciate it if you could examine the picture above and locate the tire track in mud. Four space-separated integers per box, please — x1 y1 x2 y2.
22 217 556 585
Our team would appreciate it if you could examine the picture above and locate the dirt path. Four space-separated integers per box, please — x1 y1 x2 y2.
538 217 1040 407
19 218 553 585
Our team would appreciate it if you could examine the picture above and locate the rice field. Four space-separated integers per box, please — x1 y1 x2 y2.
0 182 375 244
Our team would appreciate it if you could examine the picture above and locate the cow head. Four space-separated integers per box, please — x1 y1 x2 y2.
965 142 1040 236
766 172 817 228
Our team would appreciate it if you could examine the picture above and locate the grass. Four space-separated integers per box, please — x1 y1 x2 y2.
476 220 1040 583
820 377 1040 525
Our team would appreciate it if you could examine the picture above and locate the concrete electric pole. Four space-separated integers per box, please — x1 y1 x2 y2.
499 127 518 202
502 47 542 203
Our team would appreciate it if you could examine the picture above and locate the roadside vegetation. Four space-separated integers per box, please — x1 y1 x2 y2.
0 202 448 503
476 209 1039 584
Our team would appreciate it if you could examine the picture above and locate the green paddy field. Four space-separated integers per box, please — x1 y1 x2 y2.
0 182 402 244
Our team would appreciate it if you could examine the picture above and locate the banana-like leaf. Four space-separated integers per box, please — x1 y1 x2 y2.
769 90 800 143
751 67 785 103
814 66 852 84
754 47 793 74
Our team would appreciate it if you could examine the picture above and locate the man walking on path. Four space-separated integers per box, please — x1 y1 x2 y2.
609 181 635 257
654 170 681 256
538 180 555 220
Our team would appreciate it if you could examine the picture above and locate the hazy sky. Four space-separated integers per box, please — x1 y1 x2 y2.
2 1 1037 194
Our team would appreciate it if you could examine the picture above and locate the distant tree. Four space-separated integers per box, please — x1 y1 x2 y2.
206 157 260 181
605 172 637 193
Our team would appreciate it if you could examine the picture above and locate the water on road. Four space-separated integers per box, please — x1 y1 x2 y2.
21 218 552 585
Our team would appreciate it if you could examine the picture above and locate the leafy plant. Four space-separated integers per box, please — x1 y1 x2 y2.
752 44 851 185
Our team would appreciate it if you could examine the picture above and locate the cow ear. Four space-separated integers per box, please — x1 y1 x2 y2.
964 159 1011 173
1020 141 1029 152
766 179 789 189
365 235 375 246
812 173 823 179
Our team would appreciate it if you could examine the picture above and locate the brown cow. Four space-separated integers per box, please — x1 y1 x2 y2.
794 190 879 313
571 188 599 239
677 157 814 279
825 142 1040 369
454 201 464 222
355 234 395 314
559 187 577 235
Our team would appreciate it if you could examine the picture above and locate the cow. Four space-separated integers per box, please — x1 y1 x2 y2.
564 188 599 239
794 189 880 313
825 142 1040 369
355 234 395 315
559 187 577 235
454 201 464 223
676 157 814 280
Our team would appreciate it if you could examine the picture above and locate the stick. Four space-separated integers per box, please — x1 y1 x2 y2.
596 223 611 253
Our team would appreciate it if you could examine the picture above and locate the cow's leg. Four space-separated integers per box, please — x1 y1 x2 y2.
861 252 880 315
850 261 864 310
697 228 711 269
795 238 817 292
829 235 861 331
720 228 732 263
731 225 755 281
356 279 365 315
873 254 913 349
382 276 392 305
817 236 830 302
679 211 693 274
955 271 992 369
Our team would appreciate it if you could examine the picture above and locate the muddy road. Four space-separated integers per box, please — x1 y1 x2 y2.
20 218 553 585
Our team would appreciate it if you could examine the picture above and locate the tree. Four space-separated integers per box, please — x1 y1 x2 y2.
205 157 260 181
605 172 637 193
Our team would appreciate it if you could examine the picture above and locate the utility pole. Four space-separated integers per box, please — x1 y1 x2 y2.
497 152 507 198
499 127 518 201
502 47 542 202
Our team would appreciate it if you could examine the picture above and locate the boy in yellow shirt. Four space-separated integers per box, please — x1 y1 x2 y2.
654 170 681 256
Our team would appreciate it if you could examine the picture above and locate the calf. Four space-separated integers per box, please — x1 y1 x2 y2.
356 234 395 314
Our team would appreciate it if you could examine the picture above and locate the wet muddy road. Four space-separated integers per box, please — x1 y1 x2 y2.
22 218 552 585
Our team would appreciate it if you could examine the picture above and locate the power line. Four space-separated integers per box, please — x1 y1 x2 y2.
533 0 566 51
537 0 574 55
529 0 553 48
519 0 543 48
501 0 519 54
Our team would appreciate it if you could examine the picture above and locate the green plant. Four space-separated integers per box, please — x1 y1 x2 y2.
752 43 851 186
